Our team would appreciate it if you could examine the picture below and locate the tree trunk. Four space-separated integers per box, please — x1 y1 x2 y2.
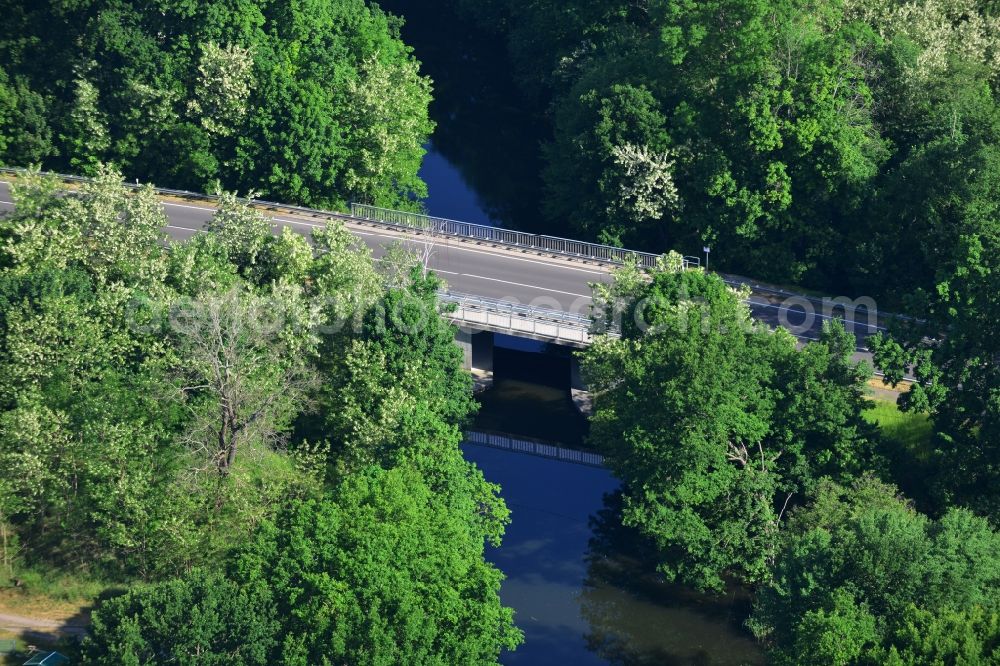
1 517 10 575
217 402 231 476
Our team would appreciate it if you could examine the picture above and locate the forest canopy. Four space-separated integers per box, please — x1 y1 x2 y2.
441 0 1000 302
3 0 1000 663
0 0 434 210
0 169 521 663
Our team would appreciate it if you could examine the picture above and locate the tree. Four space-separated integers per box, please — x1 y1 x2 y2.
2 167 167 289
751 476 1000 665
871 142 1000 515
342 52 434 204
62 74 110 176
582 260 877 590
319 265 476 472
204 189 273 280
0 0 434 208
81 568 278 665
770 320 880 490
543 83 675 247
532 0 885 285
170 285 320 478
608 142 680 223
81 466 521 665
0 66 55 166
189 42 254 138
872 604 1000 665
232 466 521 665
583 263 785 590
0 264 186 576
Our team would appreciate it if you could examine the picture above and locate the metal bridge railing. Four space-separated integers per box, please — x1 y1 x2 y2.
1 167 700 271
438 290 616 345
464 430 605 467
351 203 700 270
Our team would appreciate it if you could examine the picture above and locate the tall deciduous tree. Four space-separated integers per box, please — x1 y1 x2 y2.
233 466 521 665
170 286 320 477
582 259 877 590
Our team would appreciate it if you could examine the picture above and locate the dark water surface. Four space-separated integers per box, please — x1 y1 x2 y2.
418 147 500 226
384 0 553 234
475 341 589 446
462 445 766 665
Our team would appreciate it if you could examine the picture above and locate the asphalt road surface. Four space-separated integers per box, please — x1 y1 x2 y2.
0 180 885 359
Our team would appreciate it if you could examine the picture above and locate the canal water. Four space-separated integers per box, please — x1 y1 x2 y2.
401 2 764 657
418 146 764 664
462 444 764 665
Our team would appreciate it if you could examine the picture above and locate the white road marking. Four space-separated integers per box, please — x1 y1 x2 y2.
160 201 216 213
453 273 592 299
1 187 876 333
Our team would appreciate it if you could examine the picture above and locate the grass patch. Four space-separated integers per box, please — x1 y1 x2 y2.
0 564 117 652
864 399 933 459
1 565 116 607
865 397 936 510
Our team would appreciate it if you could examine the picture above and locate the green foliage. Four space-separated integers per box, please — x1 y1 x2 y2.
82 468 521 665
233 467 522 665
581 263 878 590
471 0 888 288
0 171 517 660
319 265 476 465
873 604 1000 665
0 0 433 209
81 568 278 665
450 0 1000 300
0 66 55 166
871 141 1000 515
203 190 273 279
1 166 168 288
751 476 1000 664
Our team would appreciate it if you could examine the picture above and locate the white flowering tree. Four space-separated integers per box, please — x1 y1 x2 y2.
609 142 682 223
343 53 434 206
189 42 254 137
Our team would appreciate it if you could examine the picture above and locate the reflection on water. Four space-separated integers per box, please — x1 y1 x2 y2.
467 329 763 664
582 495 765 666
463 445 765 666
463 444 619 665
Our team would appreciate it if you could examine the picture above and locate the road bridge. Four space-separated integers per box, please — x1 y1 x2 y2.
0 170 887 371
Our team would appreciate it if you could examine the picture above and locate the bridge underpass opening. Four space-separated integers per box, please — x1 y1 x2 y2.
493 335 571 389
471 333 589 446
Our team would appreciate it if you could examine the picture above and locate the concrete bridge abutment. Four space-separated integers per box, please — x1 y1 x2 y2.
455 328 495 392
